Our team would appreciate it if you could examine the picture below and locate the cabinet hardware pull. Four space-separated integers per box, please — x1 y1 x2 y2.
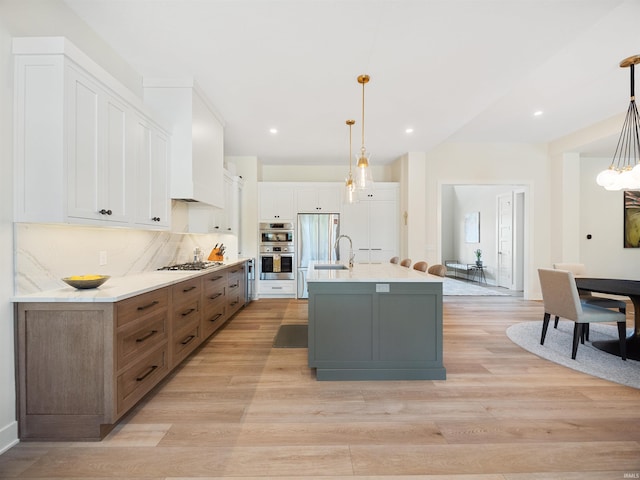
136 365 158 381
272 286 283 290
181 335 196 345
371 248 382 250
210 276 223 281
209 313 223 322
230 283 239 288
137 300 159 311
230 301 238 306
209 293 222 300
99 209 112 215
136 330 158 343
151 216 161 222
183 286 197 292
181 308 196 317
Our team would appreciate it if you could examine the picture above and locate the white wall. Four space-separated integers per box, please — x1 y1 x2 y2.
580 156 638 279
0 16 18 455
425 142 549 299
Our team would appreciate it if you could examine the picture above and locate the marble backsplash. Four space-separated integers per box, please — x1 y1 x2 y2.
14 202 240 295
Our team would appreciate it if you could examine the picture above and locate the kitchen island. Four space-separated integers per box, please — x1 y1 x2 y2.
307 262 445 381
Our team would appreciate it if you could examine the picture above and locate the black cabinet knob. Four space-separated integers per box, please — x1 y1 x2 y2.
99 209 112 215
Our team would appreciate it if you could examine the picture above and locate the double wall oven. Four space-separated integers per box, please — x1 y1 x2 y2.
259 222 294 280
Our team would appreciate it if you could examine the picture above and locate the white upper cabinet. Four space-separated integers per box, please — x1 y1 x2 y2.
143 80 225 208
133 114 170 228
340 183 399 264
295 184 341 213
258 183 295 221
13 37 170 230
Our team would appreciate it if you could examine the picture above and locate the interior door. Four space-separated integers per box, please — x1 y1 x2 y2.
497 193 513 289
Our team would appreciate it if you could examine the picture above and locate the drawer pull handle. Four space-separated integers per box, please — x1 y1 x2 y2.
99 209 112 215
209 313 223 322
136 365 158 382
209 293 222 300
181 335 196 345
209 276 223 281
182 285 197 292
230 283 238 288
137 300 159 311
272 287 283 290
181 308 196 317
136 330 158 343
230 301 238 306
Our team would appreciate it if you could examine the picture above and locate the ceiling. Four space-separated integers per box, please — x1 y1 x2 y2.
63 0 640 166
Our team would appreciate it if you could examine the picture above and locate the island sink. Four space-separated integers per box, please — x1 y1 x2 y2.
313 264 349 270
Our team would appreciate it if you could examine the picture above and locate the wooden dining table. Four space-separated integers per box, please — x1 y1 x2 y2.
575 277 640 361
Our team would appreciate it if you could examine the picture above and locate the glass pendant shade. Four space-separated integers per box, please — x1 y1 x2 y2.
355 150 373 190
596 55 640 191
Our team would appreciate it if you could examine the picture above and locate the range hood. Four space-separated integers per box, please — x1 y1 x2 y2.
144 78 225 208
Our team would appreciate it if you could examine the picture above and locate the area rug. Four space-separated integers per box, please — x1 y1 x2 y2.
273 324 308 348
506 320 640 389
443 276 509 296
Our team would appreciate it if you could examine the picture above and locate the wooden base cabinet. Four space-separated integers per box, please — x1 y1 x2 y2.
15 263 249 441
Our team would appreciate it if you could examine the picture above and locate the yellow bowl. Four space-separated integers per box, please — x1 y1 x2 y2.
62 275 110 290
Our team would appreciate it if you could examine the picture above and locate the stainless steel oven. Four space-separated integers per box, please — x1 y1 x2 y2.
259 222 295 280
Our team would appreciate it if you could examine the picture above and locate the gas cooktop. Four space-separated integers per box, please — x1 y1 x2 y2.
157 261 224 271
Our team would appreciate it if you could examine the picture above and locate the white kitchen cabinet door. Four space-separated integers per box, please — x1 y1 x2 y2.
133 115 170 229
339 184 399 264
66 66 131 225
296 185 340 213
258 183 294 220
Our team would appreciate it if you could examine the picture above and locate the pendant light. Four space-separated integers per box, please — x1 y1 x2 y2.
596 55 640 191
345 119 356 203
355 74 374 189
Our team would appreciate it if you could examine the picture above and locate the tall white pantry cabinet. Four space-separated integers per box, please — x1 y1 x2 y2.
13 37 170 229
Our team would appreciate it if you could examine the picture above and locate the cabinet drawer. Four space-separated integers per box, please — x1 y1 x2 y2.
117 345 168 415
171 278 202 306
171 324 201 366
172 299 200 333
202 271 226 293
116 288 169 328
202 302 226 338
116 312 168 371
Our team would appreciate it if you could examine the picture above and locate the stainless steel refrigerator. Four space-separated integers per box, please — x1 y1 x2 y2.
297 213 340 298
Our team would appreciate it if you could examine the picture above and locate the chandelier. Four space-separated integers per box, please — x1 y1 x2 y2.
355 74 374 189
596 55 640 191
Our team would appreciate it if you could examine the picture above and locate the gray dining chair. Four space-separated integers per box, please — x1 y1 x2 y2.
538 268 627 360
552 263 626 336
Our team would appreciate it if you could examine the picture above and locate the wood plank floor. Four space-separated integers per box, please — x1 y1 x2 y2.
1 296 639 479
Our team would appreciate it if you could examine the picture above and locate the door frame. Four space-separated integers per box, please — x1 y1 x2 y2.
437 182 529 295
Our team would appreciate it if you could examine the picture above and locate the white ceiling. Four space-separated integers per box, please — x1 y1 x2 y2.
63 0 640 165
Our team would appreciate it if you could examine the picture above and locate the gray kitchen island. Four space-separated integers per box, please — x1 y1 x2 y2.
307 261 446 381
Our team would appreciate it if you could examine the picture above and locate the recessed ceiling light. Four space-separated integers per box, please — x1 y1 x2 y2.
269 128 278 134
533 110 543 117
405 128 414 134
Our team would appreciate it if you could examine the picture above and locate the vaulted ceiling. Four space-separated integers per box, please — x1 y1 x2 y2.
63 0 640 165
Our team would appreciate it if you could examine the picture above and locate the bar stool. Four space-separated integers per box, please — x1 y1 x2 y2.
389 256 399 264
412 261 428 272
400 258 412 268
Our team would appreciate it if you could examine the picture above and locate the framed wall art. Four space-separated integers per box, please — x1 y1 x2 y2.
624 191 640 248
464 211 480 243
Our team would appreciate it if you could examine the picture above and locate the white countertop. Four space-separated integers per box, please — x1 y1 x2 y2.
306 261 444 283
11 259 247 303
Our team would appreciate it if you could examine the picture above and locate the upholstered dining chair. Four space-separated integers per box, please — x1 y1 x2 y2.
552 263 626 332
412 261 428 272
428 264 447 277
400 258 412 268
537 268 627 360
389 256 400 264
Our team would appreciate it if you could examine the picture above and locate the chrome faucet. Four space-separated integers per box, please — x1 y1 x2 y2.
334 235 355 268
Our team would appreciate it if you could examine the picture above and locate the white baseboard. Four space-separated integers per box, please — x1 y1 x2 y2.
0 421 19 455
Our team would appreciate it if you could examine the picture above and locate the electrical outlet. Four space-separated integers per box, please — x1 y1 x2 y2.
99 251 107 266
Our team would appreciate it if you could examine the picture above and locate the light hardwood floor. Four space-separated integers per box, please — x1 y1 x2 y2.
1 296 639 479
